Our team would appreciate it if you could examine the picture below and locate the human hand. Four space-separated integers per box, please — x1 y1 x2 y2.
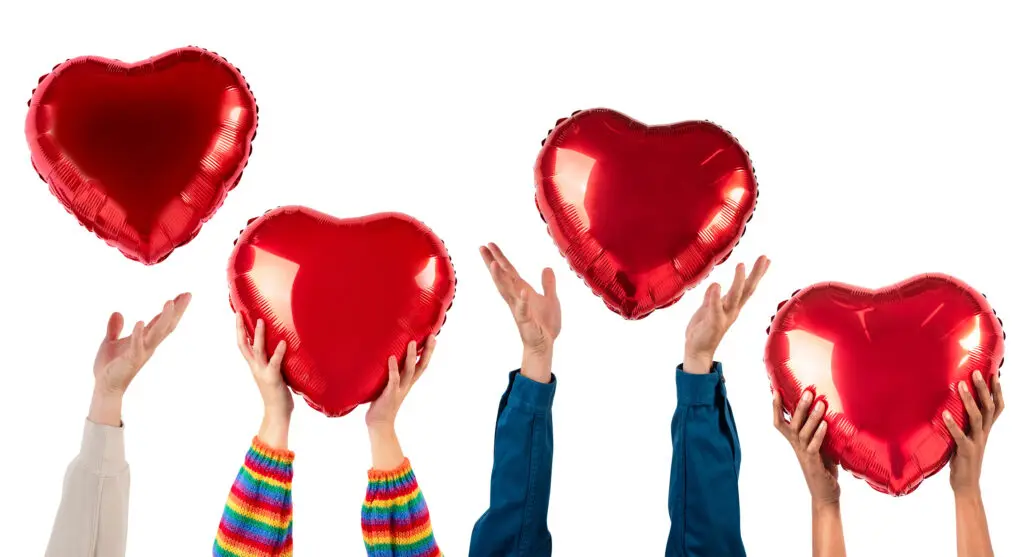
944 371 1004 497
89 293 191 426
480 243 560 383
774 389 841 508
365 336 437 431
236 315 293 449
236 315 292 417
683 256 769 374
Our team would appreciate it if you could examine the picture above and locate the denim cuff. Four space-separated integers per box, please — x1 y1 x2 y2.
505 369 557 413
675 361 724 406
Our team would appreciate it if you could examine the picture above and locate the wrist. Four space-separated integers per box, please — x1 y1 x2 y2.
521 347 553 383
812 498 841 514
953 486 983 504
263 401 293 422
88 388 123 427
367 421 397 438
682 351 714 375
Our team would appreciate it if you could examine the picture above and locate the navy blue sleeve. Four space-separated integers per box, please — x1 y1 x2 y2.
665 362 745 557
469 370 556 557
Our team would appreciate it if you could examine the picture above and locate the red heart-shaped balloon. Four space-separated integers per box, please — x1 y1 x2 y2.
534 108 758 319
227 206 456 417
26 47 258 264
765 274 1005 495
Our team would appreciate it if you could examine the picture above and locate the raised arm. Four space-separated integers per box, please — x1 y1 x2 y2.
214 316 296 557
469 243 560 557
362 338 443 556
46 293 190 557
943 371 1004 557
773 390 846 557
666 258 767 557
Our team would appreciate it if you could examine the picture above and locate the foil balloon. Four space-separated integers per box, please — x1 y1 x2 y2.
227 206 457 417
765 274 1006 495
25 46 258 264
535 108 758 320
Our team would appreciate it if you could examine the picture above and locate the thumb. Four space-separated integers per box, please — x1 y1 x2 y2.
541 268 557 299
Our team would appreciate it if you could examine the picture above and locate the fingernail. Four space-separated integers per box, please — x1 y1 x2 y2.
818 421 827 430
973 370 983 381
814 402 824 413
802 391 811 402
959 381 968 392
943 411 952 421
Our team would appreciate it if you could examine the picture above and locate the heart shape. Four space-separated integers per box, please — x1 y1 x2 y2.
765 274 1006 495
26 46 258 264
534 108 758 319
227 206 456 417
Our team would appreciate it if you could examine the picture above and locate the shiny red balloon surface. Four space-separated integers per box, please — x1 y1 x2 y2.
227 206 456 417
26 47 257 264
535 108 757 319
765 274 1005 495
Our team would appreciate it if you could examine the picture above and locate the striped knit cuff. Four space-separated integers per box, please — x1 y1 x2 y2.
214 438 295 557
363 459 442 556
251 436 295 468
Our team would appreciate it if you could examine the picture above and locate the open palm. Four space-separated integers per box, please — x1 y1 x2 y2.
94 293 191 394
685 256 770 364
480 243 560 352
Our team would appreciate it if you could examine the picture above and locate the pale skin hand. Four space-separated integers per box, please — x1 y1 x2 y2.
236 315 293 450
774 390 846 557
943 370 1004 557
365 337 437 470
89 293 192 427
683 256 770 374
479 243 561 384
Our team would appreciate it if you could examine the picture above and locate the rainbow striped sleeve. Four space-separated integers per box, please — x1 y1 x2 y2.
362 459 442 557
214 437 294 557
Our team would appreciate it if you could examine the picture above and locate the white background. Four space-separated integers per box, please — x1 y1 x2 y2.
1 1 1021 555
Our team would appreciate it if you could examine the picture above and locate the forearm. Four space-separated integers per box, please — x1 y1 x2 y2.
88 388 123 427
666 363 745 557
259 408 292 452
469 364 555 557
811 501 846 557
363 459 442 556
45 419 130 557
954 491 994 557
369 425 406 471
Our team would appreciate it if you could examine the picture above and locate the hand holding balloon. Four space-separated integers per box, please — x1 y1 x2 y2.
235 315 293 450
944 371 1004 496
774 390 841 506
774 389 847 557
944 372 1002 557
683 257 770 374
90 293 192 426
480 243 561 384
365 337 437 470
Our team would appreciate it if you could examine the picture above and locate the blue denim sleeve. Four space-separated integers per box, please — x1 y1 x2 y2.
469 370 556 557
665 362 745 557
